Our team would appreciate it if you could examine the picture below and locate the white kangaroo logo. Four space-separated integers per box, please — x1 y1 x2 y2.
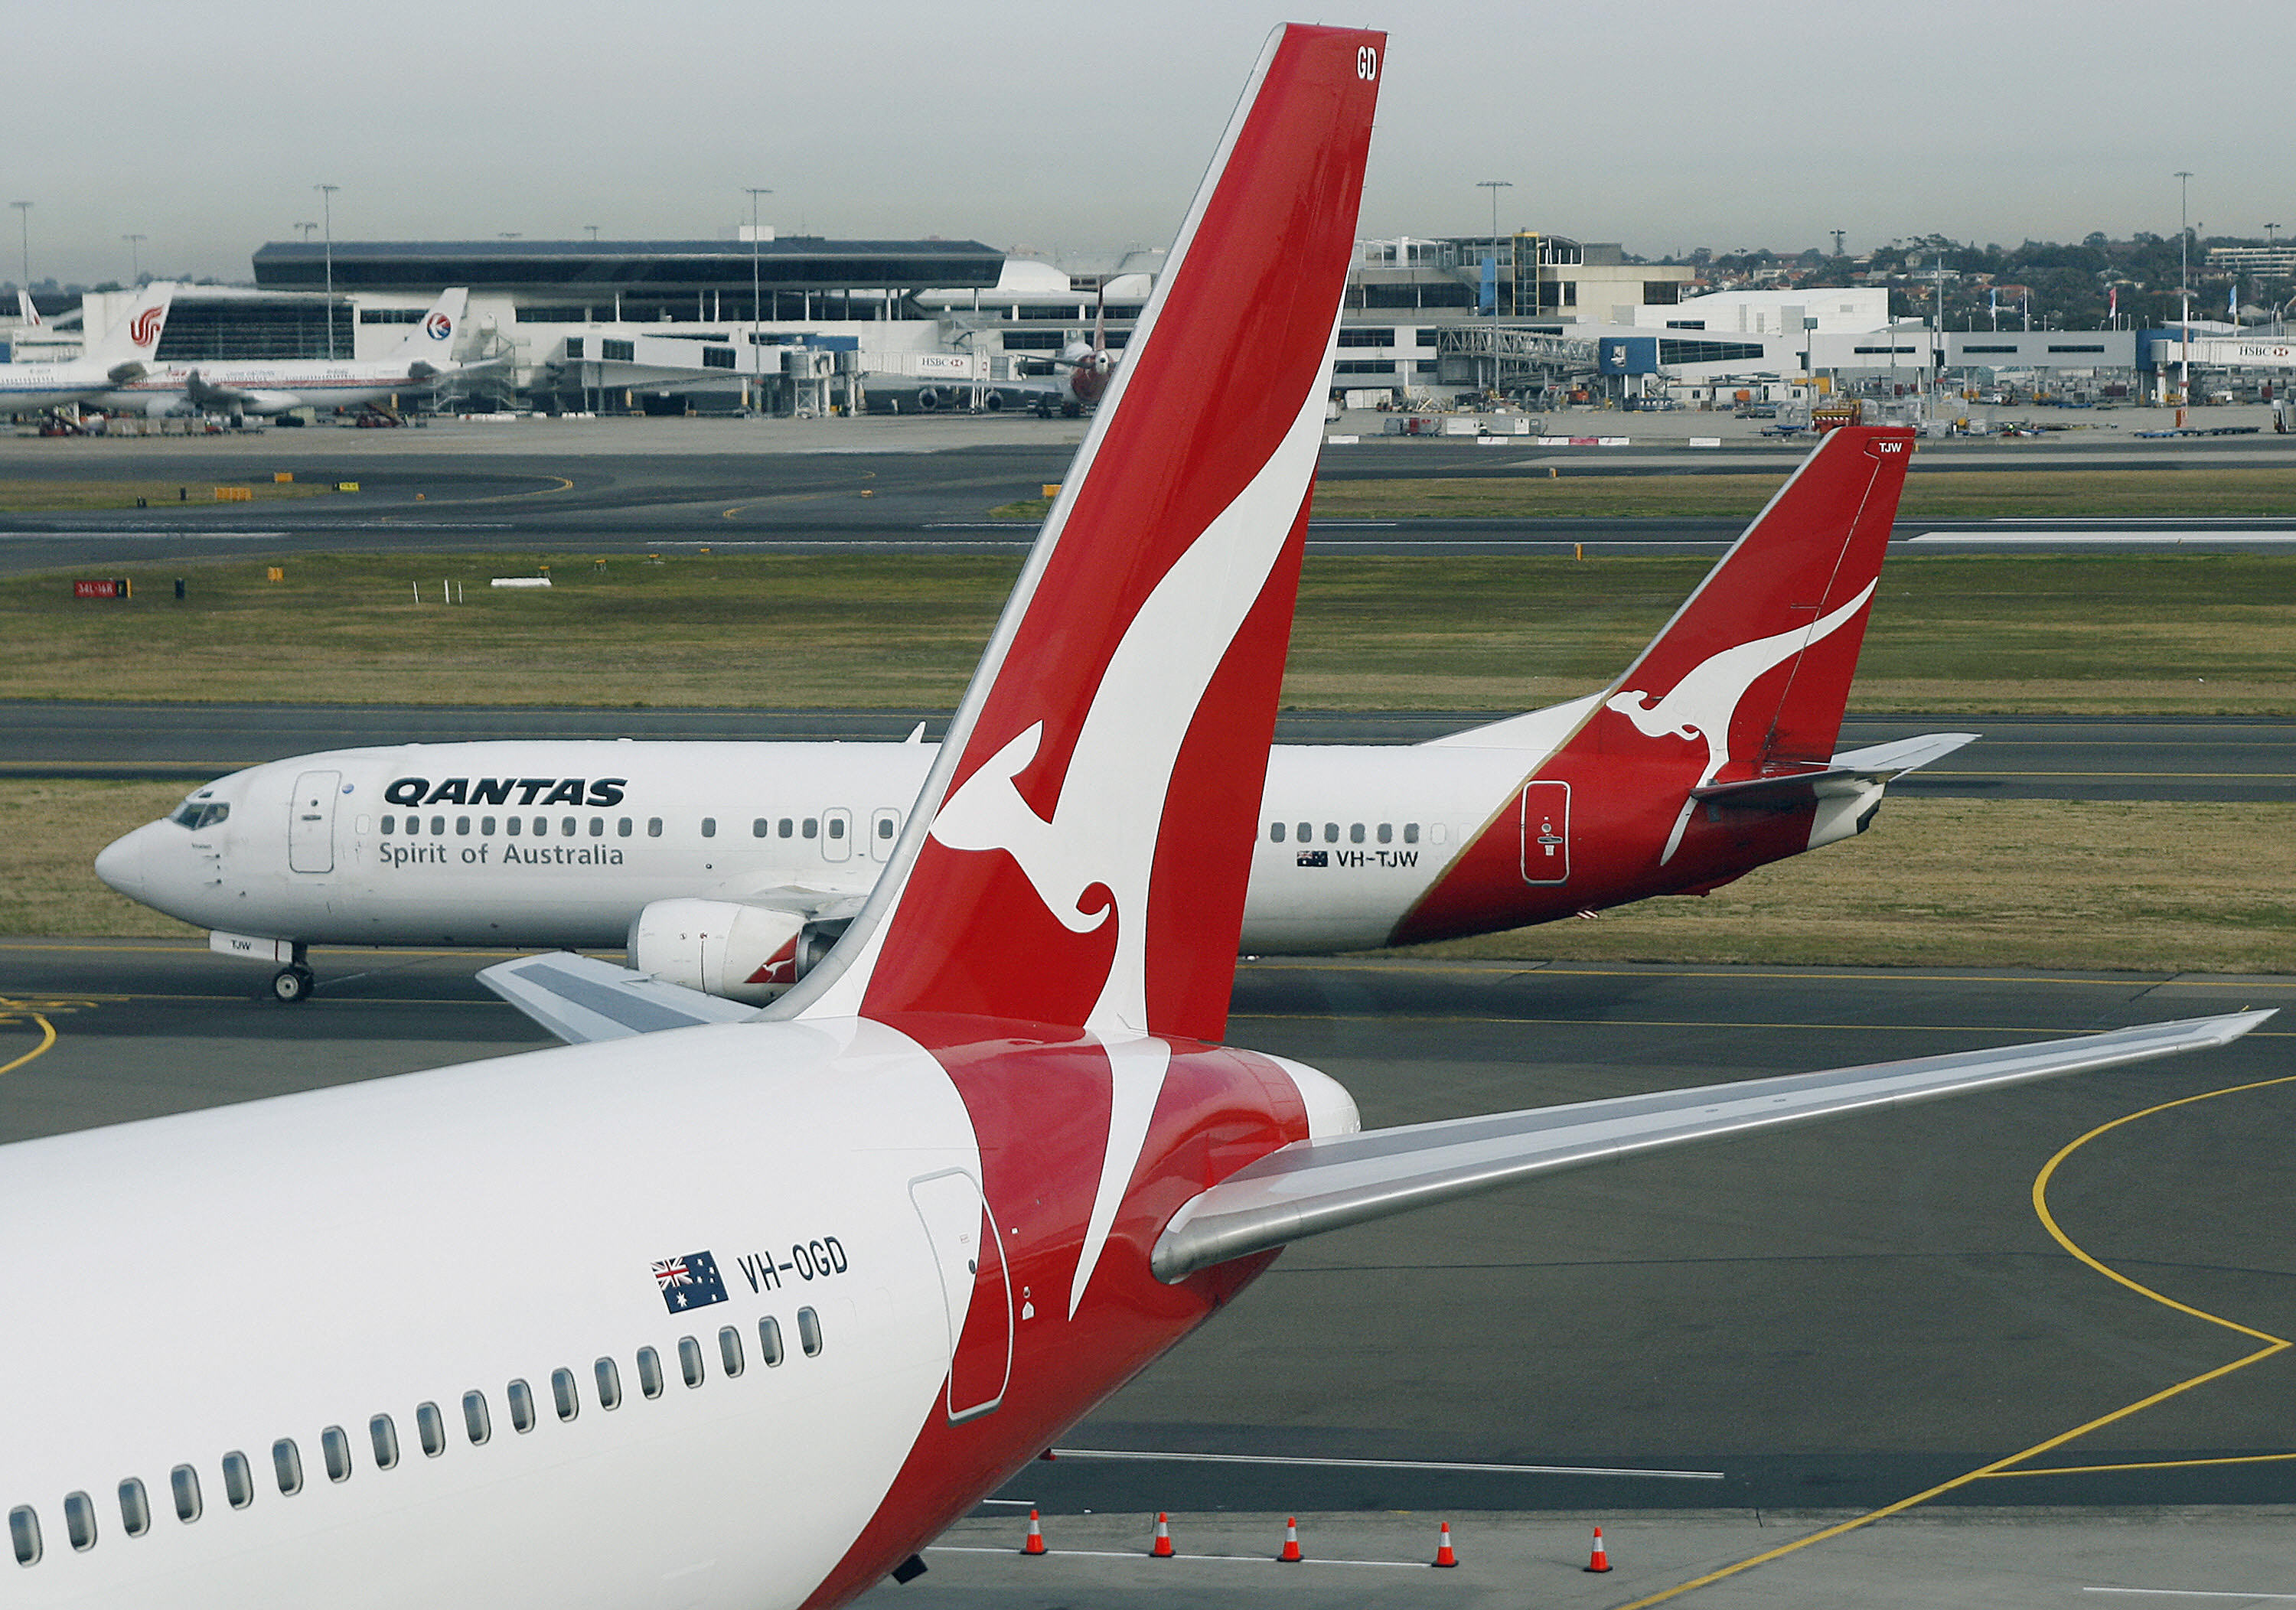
1605 581 1874 862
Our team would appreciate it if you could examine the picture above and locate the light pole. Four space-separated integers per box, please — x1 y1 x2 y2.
2175 171 2193 415
745 187 772 414
122 233 145 283
1474 179 1511 399
315 184 340 359
8 201 30 288
294 221 318 241
584 225 599 243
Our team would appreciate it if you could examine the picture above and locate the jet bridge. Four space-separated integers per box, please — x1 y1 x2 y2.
1436 325 1600 395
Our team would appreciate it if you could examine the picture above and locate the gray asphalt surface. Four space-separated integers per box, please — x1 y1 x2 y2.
3 420 2293 572
4 943 2288 1519
2 703 2286 803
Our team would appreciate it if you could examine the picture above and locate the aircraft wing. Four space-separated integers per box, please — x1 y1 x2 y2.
1153 1009 2272 1280
478 951 757 1045
1689 731 1978 806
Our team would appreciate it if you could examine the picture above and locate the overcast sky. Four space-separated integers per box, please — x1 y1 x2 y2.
7 0 2289 285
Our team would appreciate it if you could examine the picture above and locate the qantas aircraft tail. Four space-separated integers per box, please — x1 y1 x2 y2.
775 24 1384 1045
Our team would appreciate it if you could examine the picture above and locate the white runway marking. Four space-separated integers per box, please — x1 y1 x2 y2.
1051 1446 1727 1479
1910 532 2296 544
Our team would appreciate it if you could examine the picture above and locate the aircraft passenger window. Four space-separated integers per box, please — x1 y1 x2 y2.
618 816 632 837
678 1335 706 1388
1350 823 1365 844
221 1452 254 1510
636 1346 665 1399
62 1492 94 1552
1270 822 1286 842
117 1478 150 1538
828 818 845 840
169 1465 201 1524
7 1504 38 1566
778 819 793 838
461 1390 491 1445
561 816 577 837
802 819 817 839
532 816 547 836
321 1426 352 1483
647 818 663 838
589 817 604 838
481 816 496 836
370 1415 399 1470
1404 823 1420 844
594 1357 623 1410
272 1439 302 1496
758 1316 784 1367
416 1403 446 1458
505 815 521 836
701 818 716 839
456 816 471 836
753 819 769 838
1323 823 1339 843
719 1325 745 1377
380 814 395 833
797 1306 823 1357
430 816 445 836
1378 823 1392 844
876 816 894 840
1296 822 1310 842
507 1379 536 1433
1431 823 1449 844
355 813 370 835
552 1367 579 1422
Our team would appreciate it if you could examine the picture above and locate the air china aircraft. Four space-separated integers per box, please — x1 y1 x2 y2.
95 286 471 418
99 434 1971 1004
5 29 2265 1609
0 282 174 413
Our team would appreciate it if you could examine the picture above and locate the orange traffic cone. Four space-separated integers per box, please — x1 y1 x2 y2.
1584 1526 1613 1573
1021 1509 1046 1557
1277 1516 1303 1563
1433 1522 1459 1568
1150 1513 1176 1559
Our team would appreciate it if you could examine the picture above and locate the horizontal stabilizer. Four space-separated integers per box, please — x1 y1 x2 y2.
1153 1009 2273 1280
1828 731 1980 776
106 360 147 386
478 950 756 1045
1689 732 1978 806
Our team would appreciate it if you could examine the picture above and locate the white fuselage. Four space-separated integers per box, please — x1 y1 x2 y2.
98 362 424 416
99 735 1565 957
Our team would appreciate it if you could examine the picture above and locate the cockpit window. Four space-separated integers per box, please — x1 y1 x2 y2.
167 800 230 830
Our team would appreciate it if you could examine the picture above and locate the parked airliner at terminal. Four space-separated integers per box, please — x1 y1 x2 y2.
2 28 2265 1610
97 429 1968 1002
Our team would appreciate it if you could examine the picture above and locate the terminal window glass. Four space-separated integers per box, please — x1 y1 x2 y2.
1337 327 1394 347
564 337 584 359
702 347 735 369
1964 344 2017 354
602 339 634 362
2048 344 2105 354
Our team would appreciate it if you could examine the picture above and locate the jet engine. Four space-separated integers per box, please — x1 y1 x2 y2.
626 898 839 1004
913 385 944 411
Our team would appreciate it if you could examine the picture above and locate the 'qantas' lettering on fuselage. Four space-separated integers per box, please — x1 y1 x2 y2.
384 777 628 809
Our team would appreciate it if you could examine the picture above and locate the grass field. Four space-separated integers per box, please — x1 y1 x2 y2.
3 550 2288 714
0 478 334 511
8 781 2288 972
1306 465 2296 521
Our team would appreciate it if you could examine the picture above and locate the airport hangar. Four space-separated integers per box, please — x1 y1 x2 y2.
48 230 2272 415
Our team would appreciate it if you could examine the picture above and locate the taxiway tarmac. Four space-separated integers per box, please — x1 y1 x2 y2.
3 942 2288 1520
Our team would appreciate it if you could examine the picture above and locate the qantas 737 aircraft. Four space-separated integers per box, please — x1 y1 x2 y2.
3 28 2263 1609
99 431 1970 1003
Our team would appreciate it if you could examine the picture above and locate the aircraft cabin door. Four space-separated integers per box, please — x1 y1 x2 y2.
868 807 902 862
1519 780 1570 886
289 770 341 875
907 1169 1013 1423
820 807 853 863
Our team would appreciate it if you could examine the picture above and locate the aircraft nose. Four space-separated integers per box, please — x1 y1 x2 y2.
94 821 161 901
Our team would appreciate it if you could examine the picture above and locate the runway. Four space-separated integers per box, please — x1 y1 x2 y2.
1 702 2287 803
4 940 2289 1517
4 421 2294 572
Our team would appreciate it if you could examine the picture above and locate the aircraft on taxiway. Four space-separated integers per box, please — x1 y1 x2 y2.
0 281 174 414
7 27 2265 1609
99 432 1972 1004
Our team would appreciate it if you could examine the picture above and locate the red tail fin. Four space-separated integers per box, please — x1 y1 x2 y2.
781 24 1384 1043
1594 424 1913 781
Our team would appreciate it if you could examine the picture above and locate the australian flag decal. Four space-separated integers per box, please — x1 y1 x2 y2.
1296 849 1329 868
651 1250 729 1313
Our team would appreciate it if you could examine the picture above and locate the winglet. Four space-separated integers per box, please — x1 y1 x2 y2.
773 24 1385 1044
